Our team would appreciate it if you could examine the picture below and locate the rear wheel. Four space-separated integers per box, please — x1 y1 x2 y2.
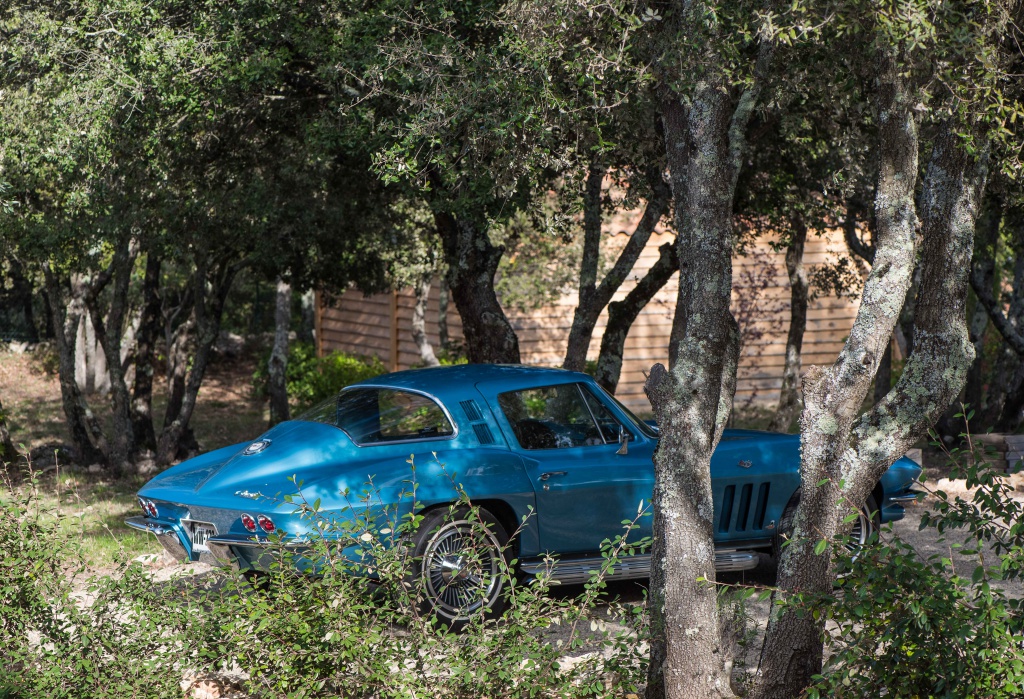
409 506 510 628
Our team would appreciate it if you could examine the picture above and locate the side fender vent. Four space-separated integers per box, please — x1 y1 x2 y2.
472 423 496 445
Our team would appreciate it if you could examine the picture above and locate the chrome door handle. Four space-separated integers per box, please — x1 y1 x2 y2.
538 471 567 481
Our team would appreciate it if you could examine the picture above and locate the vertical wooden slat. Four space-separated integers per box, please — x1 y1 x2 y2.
389 290 399 372
314 289 324 359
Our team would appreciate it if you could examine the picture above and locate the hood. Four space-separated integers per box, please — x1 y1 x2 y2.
719 428 799 443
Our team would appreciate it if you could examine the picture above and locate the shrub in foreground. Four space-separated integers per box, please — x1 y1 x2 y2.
805 420 1024 698
0 461 649 698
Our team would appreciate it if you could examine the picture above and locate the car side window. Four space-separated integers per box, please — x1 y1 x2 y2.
498 384 605 450
328 388 454 445
579 386 627 443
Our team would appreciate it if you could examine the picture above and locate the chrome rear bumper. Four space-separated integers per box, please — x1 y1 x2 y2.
125 516 188 561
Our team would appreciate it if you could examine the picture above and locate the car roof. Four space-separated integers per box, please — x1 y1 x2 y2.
352 364 591 401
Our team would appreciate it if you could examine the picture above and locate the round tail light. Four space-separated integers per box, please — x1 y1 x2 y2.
240 513 257 533
256 515 275 534
138 497 148 516
145 500 159 518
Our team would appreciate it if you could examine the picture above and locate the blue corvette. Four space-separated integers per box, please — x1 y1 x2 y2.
128 364 921 623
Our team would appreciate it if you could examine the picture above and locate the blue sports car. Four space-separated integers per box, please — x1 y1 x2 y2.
127 364 921 623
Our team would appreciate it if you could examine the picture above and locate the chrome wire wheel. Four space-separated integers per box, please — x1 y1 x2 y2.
845 495 879 555
845 508 872 551
420 517 504 622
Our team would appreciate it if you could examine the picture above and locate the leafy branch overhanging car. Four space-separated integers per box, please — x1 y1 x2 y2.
128 364 922 623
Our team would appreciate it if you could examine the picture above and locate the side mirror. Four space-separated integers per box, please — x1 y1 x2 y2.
616 426 631 455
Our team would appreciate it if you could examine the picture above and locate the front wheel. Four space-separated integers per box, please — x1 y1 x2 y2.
846 494 880 551
409 506 510 628
773 493 880 561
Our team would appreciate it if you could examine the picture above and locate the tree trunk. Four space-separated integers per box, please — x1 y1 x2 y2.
751 54 921 699
752 109 987 698
0 396 15 464
564 166 670 372
412 276 440 368
299 289 315 344
995 366 1024 433
163 313 195 452
594 242 677 393
873 339 892 404
41 266 109 467
75 310 107 395
768 218 809 433
84 237 139 476
433 211 520 364
6 258 37 342
645 65 760 696
964 299 991 416
438 275 451 353
157 259 238 466
935 295 990 441
132 251 162 453
268 278 293 426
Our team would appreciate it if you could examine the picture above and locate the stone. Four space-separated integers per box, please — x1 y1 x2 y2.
86 463 103 474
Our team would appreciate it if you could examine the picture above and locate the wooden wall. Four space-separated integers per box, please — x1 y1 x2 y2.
317 281 464 371
318 225 861 415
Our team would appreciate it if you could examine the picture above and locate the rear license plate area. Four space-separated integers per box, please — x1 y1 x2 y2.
183 520 216 553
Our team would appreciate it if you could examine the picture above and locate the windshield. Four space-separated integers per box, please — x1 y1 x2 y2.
297 387 454 445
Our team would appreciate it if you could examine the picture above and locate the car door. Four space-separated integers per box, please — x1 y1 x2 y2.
485 381 655 556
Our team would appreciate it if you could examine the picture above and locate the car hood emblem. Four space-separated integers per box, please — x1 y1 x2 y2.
243 439 272 456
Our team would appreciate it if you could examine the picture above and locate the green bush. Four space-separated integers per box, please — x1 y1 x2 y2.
253 342 387 412
805 418 1024 699
0 457 650 698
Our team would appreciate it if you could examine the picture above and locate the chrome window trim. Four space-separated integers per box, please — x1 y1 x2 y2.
335 384 460 447
575 383 610 445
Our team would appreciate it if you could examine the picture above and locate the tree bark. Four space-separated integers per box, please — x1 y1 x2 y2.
41 266 109 467
873 339 892 405
163 312 195 452
751 54 921 699
298 289 315 344
969 200 1024 430
412 276 440 368
433 210 520 364
752 110 987 698
594 242 677 394
4 258 37 342
268 278 293 426
564 166 670 372
995 366 1024 433
132 251 162 453
84 237 139 476
438 274 451 353
768 218 809 433
645 57 761 694
157 257 239 466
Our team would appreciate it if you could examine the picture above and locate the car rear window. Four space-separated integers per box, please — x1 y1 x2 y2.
298 387 454 445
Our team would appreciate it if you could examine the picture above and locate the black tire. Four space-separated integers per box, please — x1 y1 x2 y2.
772 492 880 562
409 506 511 628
